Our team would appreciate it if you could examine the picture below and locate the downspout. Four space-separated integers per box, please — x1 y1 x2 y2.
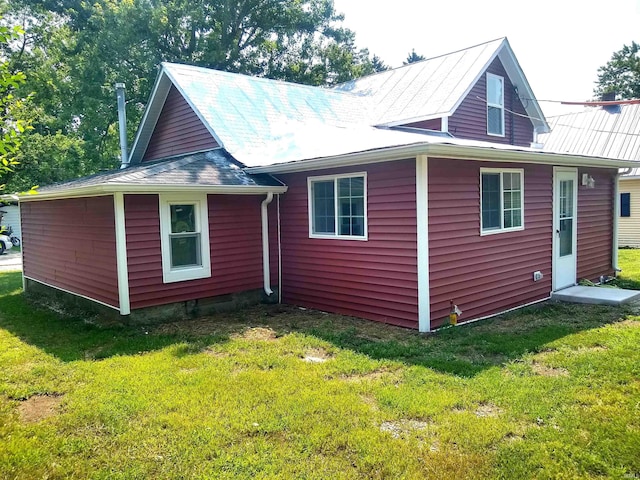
115 83 129 169
261 192 274 296
613 168 632 272
277 194 282 304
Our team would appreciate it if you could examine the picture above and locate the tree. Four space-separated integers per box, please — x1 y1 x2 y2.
0 0 384 190
595 41 640 100
404 48 425 65
0 20 29 192
371 55 389 72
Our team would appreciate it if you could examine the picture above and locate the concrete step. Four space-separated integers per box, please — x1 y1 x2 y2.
551 285 640 306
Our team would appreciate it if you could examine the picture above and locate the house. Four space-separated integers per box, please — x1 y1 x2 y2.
0 196 21 241
18 38 637 331
539 103 640 248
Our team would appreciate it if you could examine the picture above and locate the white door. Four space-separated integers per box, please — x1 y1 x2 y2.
553 168 578 291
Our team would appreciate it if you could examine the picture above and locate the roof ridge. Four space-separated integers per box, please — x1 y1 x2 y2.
333 37 506 88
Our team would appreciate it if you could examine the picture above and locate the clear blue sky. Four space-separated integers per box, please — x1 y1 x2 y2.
333 0 640 117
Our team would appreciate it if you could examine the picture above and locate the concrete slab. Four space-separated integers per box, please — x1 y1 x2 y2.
551 285 640 306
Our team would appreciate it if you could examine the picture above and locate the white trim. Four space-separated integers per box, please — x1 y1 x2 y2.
246 143 637 175
277 194 283 304
18 202 25 291
441 116 449 133
552 167 578 292
307 172 368 241
24 276 120 311
479 167 525 235
486 73 505 137
19 184 288 202
159 193 212 283
416 155 431 333
439 296 551 330
261 192 274 296
613 172 621 270
113 193 131 315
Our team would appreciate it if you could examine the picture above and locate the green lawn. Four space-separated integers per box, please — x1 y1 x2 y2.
1 263 640 479
615 248 640 289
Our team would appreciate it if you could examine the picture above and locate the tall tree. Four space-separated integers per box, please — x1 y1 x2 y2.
0 0 385 191
595 41 640 100
404 48 425 65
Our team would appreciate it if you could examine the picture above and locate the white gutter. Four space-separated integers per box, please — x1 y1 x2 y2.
613 168 633 272
246 143 639 175
261 192 274 296
19 184 288 202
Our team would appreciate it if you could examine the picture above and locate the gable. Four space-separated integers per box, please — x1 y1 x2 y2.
142 86 219 162
447 56 534 146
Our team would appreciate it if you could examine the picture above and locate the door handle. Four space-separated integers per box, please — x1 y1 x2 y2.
556 229 560 235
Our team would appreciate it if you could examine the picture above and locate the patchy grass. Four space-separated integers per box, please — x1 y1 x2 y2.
614 248 640 290
1 271 640 479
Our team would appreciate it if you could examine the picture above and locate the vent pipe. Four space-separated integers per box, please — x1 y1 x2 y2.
115 83 129 169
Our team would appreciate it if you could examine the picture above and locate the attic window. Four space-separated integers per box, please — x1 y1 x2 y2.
487 73 505 136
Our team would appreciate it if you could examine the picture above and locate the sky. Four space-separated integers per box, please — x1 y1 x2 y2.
332 0 640 118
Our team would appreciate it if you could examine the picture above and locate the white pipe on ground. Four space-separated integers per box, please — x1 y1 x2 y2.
261 192 274 296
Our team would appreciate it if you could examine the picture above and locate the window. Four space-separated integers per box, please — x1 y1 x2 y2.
480 168 524 234
487 73 505 136
621 192 631 217
159 194 211 283
308 173 367 239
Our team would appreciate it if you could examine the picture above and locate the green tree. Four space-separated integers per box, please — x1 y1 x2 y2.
595 41 640 100
2 0 384 190
404 48 425 65
0 20 29 191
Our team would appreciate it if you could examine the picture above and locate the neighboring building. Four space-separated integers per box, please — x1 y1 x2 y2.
0 199 21 240
540 103 640 248
19 38 636 331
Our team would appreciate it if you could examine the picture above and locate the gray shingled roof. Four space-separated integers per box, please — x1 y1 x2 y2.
38 149 283 194
539 104 640 177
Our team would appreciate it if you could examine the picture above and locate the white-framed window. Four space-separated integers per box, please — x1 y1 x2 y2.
487 73 505 136
480 168 524 235
159 193 211 283
308 173 367 240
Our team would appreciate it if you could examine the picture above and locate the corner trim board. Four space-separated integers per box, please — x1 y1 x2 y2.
416 154 431 332
114 192 131 315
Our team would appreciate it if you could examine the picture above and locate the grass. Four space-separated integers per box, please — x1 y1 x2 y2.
0 254 639 478
613 248 640 289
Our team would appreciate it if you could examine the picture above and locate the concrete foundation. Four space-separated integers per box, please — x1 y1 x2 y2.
24 277 279 325
551 285 640 306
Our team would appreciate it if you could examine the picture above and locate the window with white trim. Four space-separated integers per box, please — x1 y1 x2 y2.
308 173 367 239
480 168 524 234
159 193 211 283
487 73 505 136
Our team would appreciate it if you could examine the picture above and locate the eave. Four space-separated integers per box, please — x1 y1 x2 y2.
19 184 288 202
245 143 638 175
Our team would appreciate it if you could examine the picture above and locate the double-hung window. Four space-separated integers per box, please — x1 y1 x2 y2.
308 173 367 239
487 73 505 136
480 168 524 234
159 193 211 283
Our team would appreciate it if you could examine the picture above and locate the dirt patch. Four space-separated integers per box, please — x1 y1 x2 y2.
574 345 608 353
610 319 640 329
302 347 332 363
203 347 229 358
380 419 430 439
233 327 278 341
18 394 63 423
474 403 504 418
531 362 569 377
342 368 395 383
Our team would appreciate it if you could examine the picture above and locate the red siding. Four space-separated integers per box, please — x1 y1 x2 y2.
448 57 534 147
403 118 442 131
142 86 219 162
21 196 119 308
577 168 616 281
125 194 266 309
428 159 552 328
276 160 418 329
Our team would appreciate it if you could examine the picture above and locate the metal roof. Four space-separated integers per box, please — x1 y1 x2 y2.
37 149 283 194
333 38 548 132
128 38 548 167
539 104 640 177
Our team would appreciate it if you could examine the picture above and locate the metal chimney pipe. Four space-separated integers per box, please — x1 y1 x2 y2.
115 83 129 169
